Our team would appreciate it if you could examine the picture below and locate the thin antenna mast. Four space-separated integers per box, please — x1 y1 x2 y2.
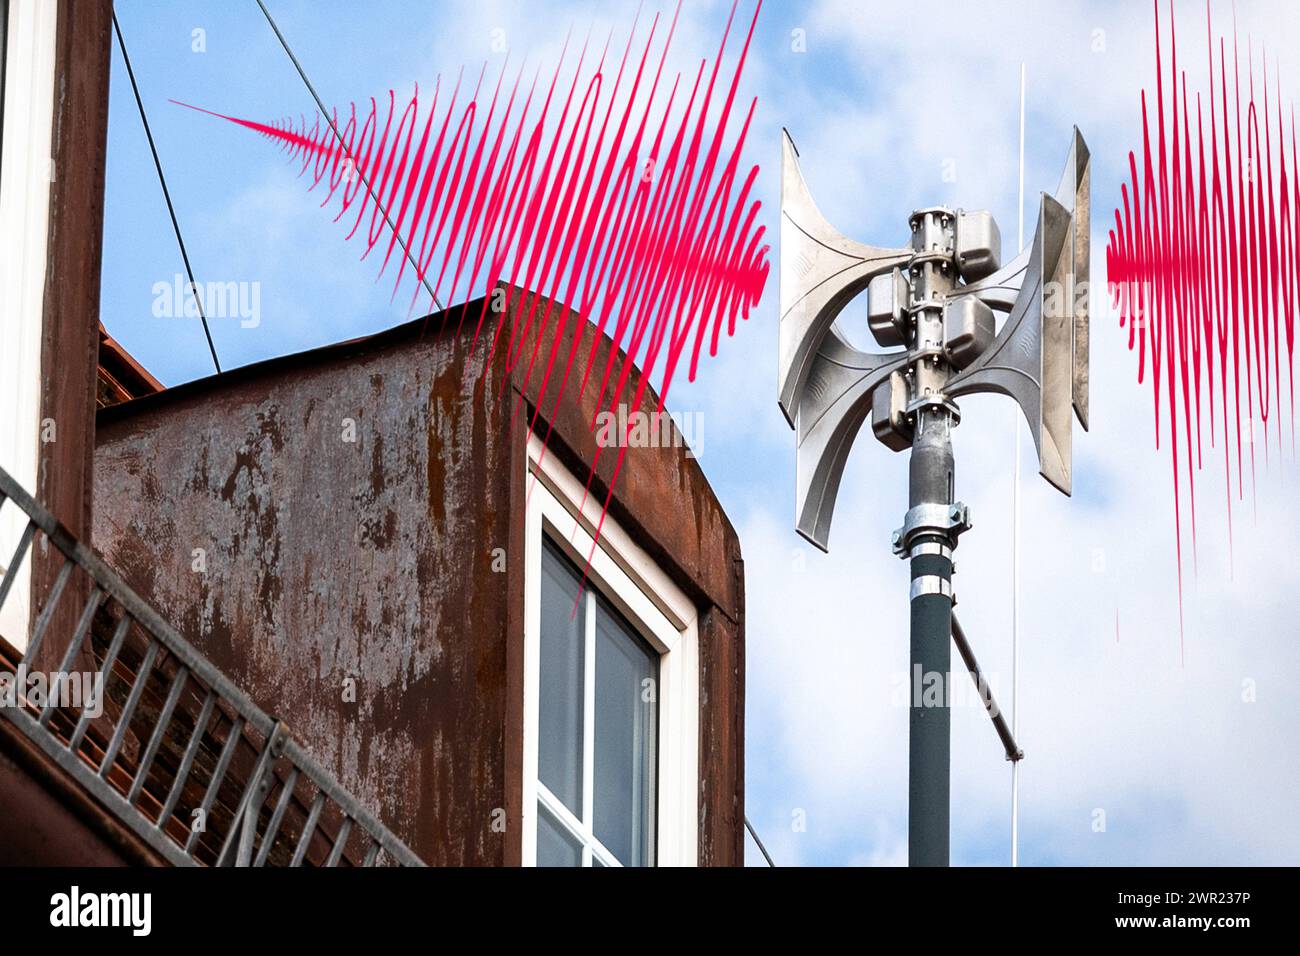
1011 61 1025 870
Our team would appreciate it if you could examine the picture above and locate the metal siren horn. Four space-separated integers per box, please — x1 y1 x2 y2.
778 129 911 549
946 190 1075 492
794 331 909 549
1055 127 1091 431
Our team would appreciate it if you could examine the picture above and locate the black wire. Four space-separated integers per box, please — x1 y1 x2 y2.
745 815 777 866
254 0 445 312
111 12 222 375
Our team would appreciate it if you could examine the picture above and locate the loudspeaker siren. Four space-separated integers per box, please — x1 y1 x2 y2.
1072 163 1091 430
943 296 996 371
778 124 1089 549
867 269 909 348
954 210 1002 281
1053 127 1091 214
1070 138 1092 432
795 342 910 550
796 329 900 443
871 368 913 451
1047 126 1092 431
947 244 1030 314
946 191 1074 492
1039 192 1076 493
778 129 911 425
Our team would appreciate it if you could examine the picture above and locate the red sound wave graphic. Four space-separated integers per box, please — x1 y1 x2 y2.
1107 1 1298 644
177 2 768 574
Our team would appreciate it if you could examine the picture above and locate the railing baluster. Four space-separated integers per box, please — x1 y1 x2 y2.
233 792 260 866
38 586 105 727
0 520 36 616
68 614 131 753
324 817 353 867
289 792 327 867
98 640 159 777
253 767 300 867
20 558 73 665
157 689 216 830
184 714 245 856
216 722 287 866
128 666 190 804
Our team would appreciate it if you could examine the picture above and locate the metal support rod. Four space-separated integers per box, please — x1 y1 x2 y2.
744 815 776 867
951 614 1023 763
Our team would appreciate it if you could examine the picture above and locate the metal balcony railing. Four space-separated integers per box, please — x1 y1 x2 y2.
0 464 423 867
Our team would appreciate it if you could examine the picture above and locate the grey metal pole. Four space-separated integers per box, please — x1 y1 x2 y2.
896 208 966 867
906 414 954 866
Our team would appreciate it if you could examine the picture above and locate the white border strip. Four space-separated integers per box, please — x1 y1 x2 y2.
0 0 59 650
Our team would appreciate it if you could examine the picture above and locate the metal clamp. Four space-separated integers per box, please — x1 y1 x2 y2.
907 251 953 271
902 343 945 359
892 501 971 557
905 394 961 423
909 575 953 601
908 540 952 559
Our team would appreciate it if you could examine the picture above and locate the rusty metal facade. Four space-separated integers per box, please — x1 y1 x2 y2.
93 287 746 866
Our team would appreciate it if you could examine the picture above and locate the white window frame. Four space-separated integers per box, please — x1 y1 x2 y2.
0 0 59 650
522 433 699 867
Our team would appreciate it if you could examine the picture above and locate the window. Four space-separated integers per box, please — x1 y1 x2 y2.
523 435 698 867
536 540 658 866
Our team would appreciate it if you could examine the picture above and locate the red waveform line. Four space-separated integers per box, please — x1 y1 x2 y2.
1107 1 1298 646
176 1 769 580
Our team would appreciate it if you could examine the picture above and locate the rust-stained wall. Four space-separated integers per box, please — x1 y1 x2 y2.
93 286 745 865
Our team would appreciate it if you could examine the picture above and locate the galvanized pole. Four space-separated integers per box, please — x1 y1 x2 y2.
894 209 969 867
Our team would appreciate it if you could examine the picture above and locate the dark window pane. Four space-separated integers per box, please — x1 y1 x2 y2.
536 802 582 867
593 597 658 866
539 540 584 815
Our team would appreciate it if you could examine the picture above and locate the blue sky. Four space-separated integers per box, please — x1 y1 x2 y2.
101 0 1300 865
